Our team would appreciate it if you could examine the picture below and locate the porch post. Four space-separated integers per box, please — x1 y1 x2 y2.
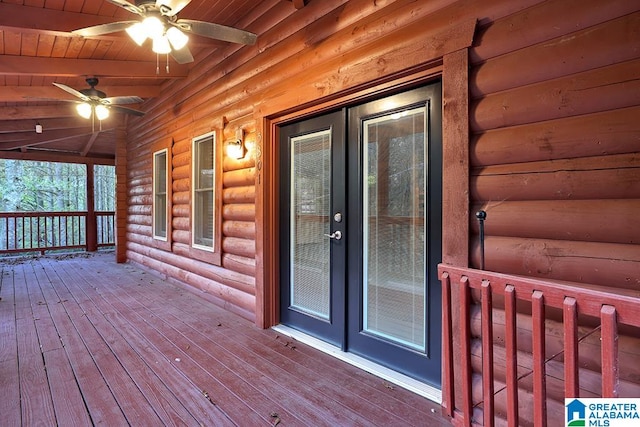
115 125 128 263
86 161 98 251
442 47 471 423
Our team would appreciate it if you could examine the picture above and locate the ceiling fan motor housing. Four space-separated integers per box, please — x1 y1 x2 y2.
80 78 106 99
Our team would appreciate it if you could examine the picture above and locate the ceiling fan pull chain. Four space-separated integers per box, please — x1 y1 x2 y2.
166 54 170 74
156 53 160 75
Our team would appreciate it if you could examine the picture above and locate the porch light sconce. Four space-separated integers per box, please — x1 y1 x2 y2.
225 129 246 159
35 122 43 134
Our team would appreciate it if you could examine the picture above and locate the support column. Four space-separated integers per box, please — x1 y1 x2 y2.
86 162 97 251
115 125 128 263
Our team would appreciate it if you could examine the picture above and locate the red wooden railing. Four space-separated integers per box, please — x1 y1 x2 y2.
0 211 115 255
439 264 640 427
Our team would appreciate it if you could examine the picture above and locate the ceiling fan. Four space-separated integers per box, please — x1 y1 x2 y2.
71 0 257 65
52 77 145 121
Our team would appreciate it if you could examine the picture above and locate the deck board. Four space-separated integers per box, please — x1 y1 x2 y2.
0 252 451 426
43 347 93 426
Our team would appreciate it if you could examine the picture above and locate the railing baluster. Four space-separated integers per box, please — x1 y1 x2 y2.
532 291 547 427
504 284 519 426
441 272 454 418
438 264 640 427
460 276 473 426
1 211 115 255
600 305 619 397
11 217 16 250
563 297 579 397
6 217 10 250
21 216 25 250
480 281 494 427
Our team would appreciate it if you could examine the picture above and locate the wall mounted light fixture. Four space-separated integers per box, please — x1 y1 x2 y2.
225 129 246 159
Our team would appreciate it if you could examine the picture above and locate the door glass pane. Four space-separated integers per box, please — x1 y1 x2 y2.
290 130 331 320
363 107 427 351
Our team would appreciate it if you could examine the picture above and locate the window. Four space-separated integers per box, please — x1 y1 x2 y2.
192 132 216 251
153 149 168 240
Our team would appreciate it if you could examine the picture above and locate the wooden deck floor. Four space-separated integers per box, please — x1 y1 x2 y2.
0 252 451 426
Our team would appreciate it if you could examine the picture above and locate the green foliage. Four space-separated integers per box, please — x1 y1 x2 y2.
0 160 114 212
94 164 116 211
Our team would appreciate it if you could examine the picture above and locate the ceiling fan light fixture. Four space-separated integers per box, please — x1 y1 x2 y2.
142 15 165 40
152 35 172 54
166 26 188 50
126 22 148 46
95 104 110 121
76 102 92 119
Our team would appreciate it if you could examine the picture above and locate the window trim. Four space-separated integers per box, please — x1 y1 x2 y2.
152 148 169 242
150 144 172 251
190 131 222 265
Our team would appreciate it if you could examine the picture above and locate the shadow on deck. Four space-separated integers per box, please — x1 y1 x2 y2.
0 252 450 426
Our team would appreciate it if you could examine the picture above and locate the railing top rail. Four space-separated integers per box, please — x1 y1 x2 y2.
0 211 89 218
438 264 640 328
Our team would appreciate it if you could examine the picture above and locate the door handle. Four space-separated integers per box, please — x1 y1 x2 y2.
324 230 342 240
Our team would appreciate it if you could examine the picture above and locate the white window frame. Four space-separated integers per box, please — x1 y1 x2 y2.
191 131 216 251
152 148 169 241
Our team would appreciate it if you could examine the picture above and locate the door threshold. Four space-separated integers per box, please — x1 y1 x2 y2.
272 324 442 404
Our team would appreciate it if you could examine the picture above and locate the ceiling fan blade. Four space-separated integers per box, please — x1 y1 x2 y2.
156 0 191 16
107 0 144 15
72 21 138 37
176 19 257 45
102 96 144 105
53 83 91 102
170 45 194 64
110 105 145 116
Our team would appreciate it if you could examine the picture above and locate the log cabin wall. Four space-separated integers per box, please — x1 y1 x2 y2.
121 0 639 419
469 0 639 285
465 0 640 424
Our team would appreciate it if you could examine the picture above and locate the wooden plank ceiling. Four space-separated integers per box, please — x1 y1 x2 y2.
0 0 304 163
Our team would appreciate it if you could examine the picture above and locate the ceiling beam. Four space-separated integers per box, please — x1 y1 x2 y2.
0 117 92 133
0 105 78 121
81 132 101 157
0 150 115 165
1 85 160 103
0 56 189 78
0 127 114 150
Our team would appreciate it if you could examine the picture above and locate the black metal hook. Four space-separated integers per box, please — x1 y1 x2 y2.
476 210 487 270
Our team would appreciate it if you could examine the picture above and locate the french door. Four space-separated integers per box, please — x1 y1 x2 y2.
279 83 442 386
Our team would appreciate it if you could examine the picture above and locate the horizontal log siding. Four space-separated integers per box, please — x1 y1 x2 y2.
466 0 640 425
121 0 499 321
469 0 640 291
120 0 638 423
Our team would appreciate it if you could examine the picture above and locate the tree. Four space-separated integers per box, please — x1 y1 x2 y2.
0 160 87 212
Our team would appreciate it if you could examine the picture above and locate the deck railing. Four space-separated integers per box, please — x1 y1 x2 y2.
439 264 640 427
0 211 115 255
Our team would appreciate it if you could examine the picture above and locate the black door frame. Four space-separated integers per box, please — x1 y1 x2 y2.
278 82 443 386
